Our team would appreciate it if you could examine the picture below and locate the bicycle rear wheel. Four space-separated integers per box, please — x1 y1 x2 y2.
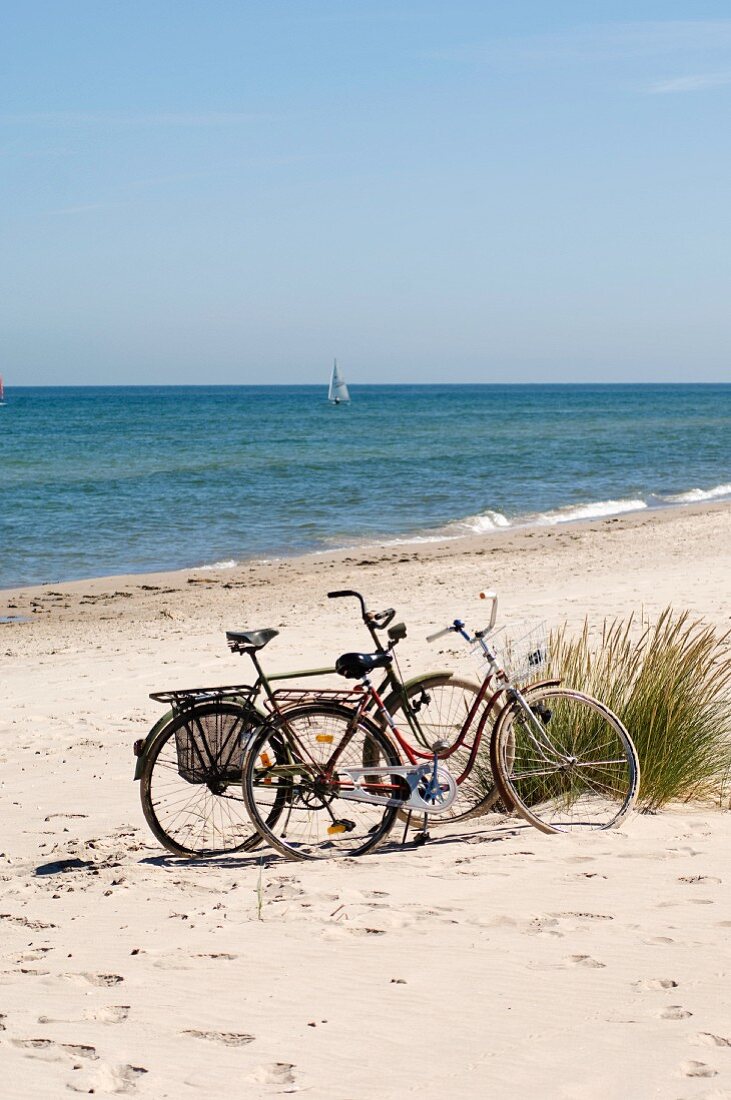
140 702 262 857
242 703 401 861
387 675 499 822
490 686 639 833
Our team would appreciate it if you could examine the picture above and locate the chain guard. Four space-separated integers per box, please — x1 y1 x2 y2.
335 763 458 815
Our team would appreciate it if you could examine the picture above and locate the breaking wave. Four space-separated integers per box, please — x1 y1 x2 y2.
532 498 648 525
662 483 731 504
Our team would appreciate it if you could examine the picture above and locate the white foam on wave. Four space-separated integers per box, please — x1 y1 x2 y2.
662 483 731 504
458 510 512 533
533 498 648 525
377 533 461 547
198 558 238 571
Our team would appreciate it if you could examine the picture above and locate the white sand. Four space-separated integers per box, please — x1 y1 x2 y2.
2 502 730 1098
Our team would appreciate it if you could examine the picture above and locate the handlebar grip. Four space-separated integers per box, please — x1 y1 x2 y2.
369 607 396 629
426 626 452 644
327 590 359 599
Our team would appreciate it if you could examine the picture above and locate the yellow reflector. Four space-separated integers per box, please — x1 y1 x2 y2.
316 734 334 744
327 823 347 835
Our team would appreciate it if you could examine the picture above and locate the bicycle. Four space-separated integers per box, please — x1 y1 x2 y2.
133 645 336 858
241 593 640 859
423 593 640 834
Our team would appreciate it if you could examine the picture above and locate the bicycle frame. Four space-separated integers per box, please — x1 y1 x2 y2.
363 674 504 786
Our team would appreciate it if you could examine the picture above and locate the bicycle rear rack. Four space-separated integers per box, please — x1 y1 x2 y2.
149 683 257 708
266 686 364 710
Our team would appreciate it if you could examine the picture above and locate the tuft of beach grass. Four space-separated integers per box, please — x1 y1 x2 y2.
548 609 731 811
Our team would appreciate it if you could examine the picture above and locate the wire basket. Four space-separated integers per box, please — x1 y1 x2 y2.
175 706 256 785
473 620 549 685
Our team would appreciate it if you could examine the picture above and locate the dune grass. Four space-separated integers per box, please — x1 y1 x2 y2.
548 609 731 811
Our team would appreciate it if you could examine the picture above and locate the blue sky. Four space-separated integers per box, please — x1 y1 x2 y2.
2 2 731 384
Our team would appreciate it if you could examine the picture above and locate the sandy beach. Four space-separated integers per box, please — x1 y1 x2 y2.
2 502 731 1098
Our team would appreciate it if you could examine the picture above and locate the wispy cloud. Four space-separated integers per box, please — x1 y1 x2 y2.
0 111 269 128
430 20 731 64
648 72 731 94
51 201 129 215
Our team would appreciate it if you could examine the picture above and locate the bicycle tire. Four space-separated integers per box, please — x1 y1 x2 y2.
140 701 262 857
242 702 401 861
387 674 501 822
490 686 640 834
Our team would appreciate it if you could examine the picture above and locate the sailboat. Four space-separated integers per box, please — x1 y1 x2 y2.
0 377 5 406
328 359 350 405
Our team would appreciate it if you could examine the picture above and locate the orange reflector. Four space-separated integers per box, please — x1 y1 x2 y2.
316 734 334 744
260 752 272 768
327 823 347 835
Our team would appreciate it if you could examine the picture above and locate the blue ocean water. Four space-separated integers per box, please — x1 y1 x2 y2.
1 384 729 589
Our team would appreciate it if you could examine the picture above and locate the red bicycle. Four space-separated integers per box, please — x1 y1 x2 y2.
241 592 640 859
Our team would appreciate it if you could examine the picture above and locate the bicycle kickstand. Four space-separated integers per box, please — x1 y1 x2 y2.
413 814 431 846
400 810 414 846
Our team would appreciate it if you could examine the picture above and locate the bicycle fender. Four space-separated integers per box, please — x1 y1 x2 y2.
381 670 456 712
490 678 563 737
133 709 175 780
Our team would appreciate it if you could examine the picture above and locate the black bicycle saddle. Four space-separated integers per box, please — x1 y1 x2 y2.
335 651 393 680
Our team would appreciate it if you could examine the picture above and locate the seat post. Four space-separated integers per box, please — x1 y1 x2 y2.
245 649 268 700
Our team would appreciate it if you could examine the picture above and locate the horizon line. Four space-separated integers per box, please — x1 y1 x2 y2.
5 381 730 389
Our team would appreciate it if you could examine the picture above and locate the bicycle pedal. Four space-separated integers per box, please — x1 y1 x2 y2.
413 831 431 846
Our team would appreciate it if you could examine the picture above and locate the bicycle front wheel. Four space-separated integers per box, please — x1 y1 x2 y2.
387 675 499 822
490 686 639 833
242 703 401 861
140 702 262 857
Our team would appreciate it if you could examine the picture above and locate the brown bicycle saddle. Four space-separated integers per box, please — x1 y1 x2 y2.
226 629 279 653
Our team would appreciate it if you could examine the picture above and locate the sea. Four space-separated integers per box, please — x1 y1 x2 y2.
1 384 730 590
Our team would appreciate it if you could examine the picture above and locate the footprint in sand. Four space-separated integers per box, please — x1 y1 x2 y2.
65 972 125 987
12 1036 98 1061
82 1006 130 1024
0 914 56 930
67 1062 148 1094
680 1060 718 1078
695 1033 731 1048
661 1006 693 1020
247 1063 296 1086
183 1030 255 1046
63 1043 98 1060
633 978 678 992
526 917 562 937
568 955 606 969
12 1037 58 1054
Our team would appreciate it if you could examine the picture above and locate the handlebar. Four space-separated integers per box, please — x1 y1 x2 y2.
327 589 367 618
426 625 454 644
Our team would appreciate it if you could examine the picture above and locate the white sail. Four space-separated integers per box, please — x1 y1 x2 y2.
328 359 350 404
